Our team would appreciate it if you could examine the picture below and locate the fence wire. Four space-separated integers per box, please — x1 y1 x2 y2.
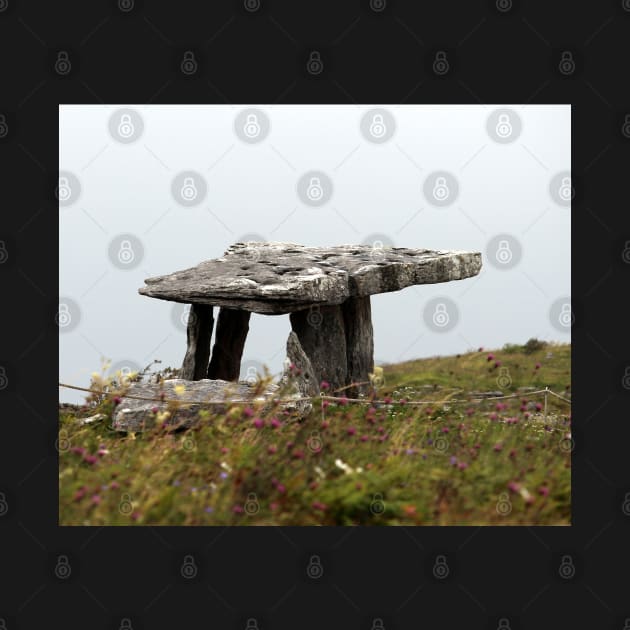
59 382 571 408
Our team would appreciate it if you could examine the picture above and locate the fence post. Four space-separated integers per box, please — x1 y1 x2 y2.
543 386 548 423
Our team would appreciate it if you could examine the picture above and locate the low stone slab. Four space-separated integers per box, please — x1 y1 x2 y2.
112 378 311 432
139 242 482 314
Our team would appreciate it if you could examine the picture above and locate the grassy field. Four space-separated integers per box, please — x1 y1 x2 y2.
59 340 571 526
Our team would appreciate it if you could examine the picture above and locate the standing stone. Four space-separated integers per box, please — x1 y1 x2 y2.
180 304 214 381
290 305 348 391
207 308 251 381
280 331 319 397
342 296 374 396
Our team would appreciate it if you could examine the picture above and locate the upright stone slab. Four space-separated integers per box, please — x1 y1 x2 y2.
280 331 319 397
290 305 348 391
180 304 214 381
207 307 250 381
342 296 374 396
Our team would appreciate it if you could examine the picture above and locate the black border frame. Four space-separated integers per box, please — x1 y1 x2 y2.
1 1 629 628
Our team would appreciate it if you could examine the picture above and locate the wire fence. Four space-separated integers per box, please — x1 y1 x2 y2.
59 381 571 408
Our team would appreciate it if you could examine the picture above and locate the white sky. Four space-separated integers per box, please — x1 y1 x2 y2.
59 104 570 403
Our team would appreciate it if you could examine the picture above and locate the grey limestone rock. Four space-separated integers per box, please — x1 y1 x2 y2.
279 331 319 397
139 242 482 315
111 378 309 432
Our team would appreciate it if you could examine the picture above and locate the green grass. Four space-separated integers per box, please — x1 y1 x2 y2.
59 340 571 526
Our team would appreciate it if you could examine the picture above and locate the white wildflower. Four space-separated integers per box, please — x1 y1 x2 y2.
335 458 354 474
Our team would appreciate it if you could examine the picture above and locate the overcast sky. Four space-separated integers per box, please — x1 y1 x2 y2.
59 104 570 403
